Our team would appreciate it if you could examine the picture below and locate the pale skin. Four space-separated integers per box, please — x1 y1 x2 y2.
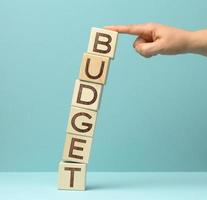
105 23 207 58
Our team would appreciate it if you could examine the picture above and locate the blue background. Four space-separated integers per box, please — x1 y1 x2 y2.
1 0 207 171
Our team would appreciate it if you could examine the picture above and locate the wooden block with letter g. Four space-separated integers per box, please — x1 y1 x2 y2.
62 133 93 163
87 27 118 58
67 106 97 137
72 79 103 111
79 53 110 85
58 161 86 190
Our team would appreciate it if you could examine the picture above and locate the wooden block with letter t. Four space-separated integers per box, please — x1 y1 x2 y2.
72 79 103 111
58 161 86 190
87 27 118 58
79 53 110 85
67 106 97 137
62 133 93 163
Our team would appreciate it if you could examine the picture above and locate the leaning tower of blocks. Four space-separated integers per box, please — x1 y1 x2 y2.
58 27 118 190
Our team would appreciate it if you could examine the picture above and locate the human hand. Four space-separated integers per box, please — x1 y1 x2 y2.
105 23 207 57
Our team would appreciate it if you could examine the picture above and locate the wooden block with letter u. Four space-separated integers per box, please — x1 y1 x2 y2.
79 53 110 85
58 27 118 191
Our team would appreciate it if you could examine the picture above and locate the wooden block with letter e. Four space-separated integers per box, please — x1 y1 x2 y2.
66 106 97 137
62 133 93 164
79 53 110 85
58 161 86 190
72 79 103 111
88 27 118 58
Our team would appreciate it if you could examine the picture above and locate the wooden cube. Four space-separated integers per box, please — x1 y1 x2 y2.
67 106 97 137
62 133 93 163
87 27 118 58
79 53 110 85
58 161 86 190
72 79 102 111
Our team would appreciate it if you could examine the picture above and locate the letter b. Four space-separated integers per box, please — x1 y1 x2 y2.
88 27 118 58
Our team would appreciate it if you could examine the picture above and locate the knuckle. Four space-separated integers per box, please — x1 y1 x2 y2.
136 45 149 57
140 46 147 54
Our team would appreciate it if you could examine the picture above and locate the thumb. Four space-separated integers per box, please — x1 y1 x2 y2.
134 39 163 58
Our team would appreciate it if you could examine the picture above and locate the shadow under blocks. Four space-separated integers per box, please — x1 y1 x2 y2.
58 27 118 191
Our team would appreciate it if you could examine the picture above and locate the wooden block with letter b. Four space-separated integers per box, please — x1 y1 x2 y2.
62 133 93 163
72 79 103 111
88 27 118 58
79 53 110 85
67 106 97 137
58 161 86 190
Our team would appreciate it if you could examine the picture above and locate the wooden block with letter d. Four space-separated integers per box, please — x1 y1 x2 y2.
72 79 103 111
79 53 110 85
87 27 118 58
62 133 93 164
58 161 86 190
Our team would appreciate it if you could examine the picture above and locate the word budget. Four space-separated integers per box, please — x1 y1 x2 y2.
58 27 118 190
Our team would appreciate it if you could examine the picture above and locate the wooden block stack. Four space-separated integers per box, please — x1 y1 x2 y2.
58 27 118 191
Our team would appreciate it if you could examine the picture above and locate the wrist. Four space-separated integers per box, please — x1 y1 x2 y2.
186 30 207 56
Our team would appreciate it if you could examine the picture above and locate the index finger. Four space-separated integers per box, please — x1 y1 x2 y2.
104 24 149 35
